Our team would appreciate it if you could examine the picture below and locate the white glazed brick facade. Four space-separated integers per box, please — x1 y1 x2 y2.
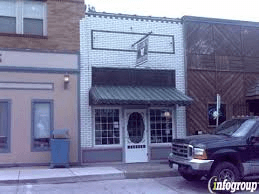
80 13 186 147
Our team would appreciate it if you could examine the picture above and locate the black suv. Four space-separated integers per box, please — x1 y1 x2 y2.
168 116 259 181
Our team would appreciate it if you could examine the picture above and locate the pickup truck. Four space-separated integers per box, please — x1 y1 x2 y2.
168 116 259 181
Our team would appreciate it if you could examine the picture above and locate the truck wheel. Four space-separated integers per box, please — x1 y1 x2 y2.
181 173 202 181
212 162 240 181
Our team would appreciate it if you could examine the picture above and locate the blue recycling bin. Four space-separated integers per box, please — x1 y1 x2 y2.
50 129 70 168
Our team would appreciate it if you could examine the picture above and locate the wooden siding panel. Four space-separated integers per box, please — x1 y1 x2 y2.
186 22 214 55
244 73 259 91
187 70 216 134
215 56 244 71
213 24 242 56
216 72 245 103
243 57 259 72
243 27 259 57
186 22 201 55
185 20 259 135
187 54 215 70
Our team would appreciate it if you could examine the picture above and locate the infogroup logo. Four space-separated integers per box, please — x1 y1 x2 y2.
208 176 258 193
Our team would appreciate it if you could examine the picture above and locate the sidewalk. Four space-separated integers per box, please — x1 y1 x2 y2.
0 162 179 185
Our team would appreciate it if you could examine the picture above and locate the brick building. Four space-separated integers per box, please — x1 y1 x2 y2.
80 12 192 163
0 0 85 166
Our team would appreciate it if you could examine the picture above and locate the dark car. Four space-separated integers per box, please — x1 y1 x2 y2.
168 116 259 181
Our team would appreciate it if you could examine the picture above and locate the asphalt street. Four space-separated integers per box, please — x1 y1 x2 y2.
0 176 256 194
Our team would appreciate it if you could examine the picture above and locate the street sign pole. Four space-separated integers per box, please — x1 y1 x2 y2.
216 94 221 127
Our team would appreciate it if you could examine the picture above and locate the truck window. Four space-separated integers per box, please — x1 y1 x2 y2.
231 120 256 137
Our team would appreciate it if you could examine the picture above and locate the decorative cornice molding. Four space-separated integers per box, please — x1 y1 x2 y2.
86 12 182 24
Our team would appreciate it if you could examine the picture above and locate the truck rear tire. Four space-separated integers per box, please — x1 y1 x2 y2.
211 161 240 181
181 173 202 181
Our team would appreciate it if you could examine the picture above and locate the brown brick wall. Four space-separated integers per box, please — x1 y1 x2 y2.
0 0 85 52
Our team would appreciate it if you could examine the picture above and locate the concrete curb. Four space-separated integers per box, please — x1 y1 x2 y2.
124 170 179 179
0 170 179 185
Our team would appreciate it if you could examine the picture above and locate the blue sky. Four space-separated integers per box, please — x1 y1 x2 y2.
85 0 259 22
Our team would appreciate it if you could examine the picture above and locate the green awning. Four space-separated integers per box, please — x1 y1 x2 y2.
89 85 193 106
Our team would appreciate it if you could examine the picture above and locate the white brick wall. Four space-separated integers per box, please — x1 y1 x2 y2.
80 13 186 147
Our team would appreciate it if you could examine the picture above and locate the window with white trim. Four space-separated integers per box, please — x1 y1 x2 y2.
150 109 173 143
94 109 120 145
0 0 47 36
32 100 53 151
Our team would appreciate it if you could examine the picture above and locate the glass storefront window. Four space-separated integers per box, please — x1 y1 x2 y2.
95 109 120 145
150 109 172 143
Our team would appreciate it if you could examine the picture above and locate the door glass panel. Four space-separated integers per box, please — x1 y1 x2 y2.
127 112 144 143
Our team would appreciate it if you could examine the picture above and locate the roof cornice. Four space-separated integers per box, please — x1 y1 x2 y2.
86 12 182 24
182 15 259 27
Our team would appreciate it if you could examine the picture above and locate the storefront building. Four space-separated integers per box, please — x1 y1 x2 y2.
182 16 259 135
0 0 85 165
80 12 192 163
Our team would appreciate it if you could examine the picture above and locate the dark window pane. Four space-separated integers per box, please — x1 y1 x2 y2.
95 130 101 138
156 116 161 122
150 117 155 122
114 130 119 137
0 102 9 151
156 123 161 129
102 123 106 130
108 130 113 137
108 117 113 123
108 138 114 144
162 130 166 135
114 138 120 144
114 110 119 117
102 138 107 144
24 18 43 36
108 124 113 130
95 138 101 145
151 123 155 129
95 123 101 130
95 116 100 122
0 16 16 33
162 123 166 129
101 117 107 123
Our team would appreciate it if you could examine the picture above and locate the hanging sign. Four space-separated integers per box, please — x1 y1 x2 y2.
136 37 149 66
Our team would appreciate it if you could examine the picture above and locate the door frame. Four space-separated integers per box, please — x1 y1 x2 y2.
124 109 148 163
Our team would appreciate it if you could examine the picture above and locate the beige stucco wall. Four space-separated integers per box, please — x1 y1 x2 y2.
0 50 78 69
0 72 78 165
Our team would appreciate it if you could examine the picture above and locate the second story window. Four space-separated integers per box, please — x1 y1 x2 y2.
0 0 16 33
0 0 47 36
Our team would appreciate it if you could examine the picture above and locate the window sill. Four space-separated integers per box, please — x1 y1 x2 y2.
92 145 123 149
149 143 171 147
0 149 10 153
0 32 48 39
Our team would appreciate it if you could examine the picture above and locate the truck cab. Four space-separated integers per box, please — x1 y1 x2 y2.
168 116 259 181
